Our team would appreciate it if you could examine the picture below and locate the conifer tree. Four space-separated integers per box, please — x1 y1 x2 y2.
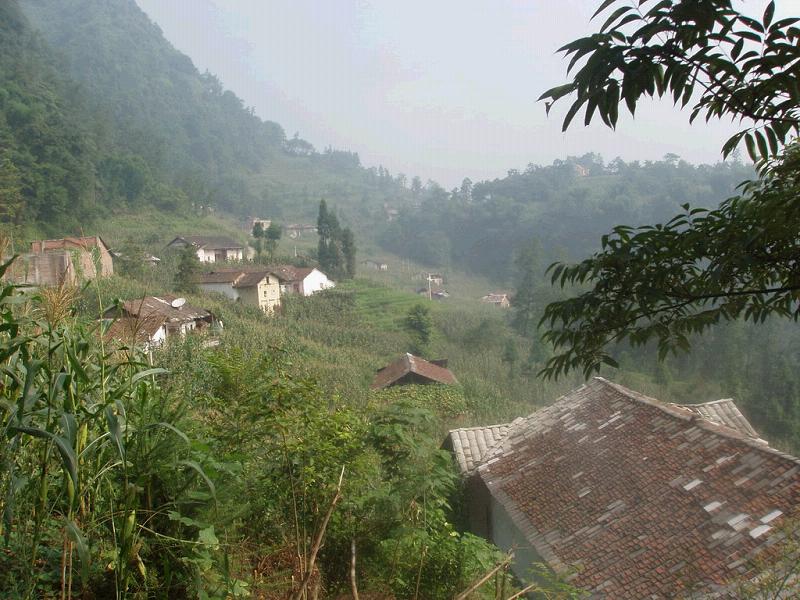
174 244 200 293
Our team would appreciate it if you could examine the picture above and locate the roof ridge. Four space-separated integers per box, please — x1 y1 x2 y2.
593 377 800 466
679 397 735 407
449 423 510 434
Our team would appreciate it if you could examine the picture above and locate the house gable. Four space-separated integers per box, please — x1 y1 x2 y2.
372 353 458 389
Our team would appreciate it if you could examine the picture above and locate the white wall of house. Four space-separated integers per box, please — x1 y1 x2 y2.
144 326 167 352
194 247 243 263
257 276 281 313
196 248 213 263
224 248 244 261
300 269 335 296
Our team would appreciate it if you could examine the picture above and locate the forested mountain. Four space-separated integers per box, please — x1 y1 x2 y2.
381 153 753 282
0 0 97 229
2 0 412 234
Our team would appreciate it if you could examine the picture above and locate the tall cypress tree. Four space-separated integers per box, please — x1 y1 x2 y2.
341 227 356 279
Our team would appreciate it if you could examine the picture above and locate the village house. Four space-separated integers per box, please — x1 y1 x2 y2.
284 224 317 239
247 217 271 233
481 293 510 308
6 236 113 286
427 273 444 286
197 268 282 314
416 287 449 300
362 259 388 271
371 353 457 389
270 265 334 296
444 377 800 598
104 294 218 350
166 235 245 263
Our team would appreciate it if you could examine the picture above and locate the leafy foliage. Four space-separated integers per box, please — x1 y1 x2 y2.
536 0 800 378
317 199 357 280
539 0 799 168
0 261 226 598
404 303 433 356
380 154 752 281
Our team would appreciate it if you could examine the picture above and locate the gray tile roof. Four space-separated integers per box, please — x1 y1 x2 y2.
675 398 761 440
447 423 513 475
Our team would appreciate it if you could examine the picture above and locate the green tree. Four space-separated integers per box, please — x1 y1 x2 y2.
0 154 23 225
341 227 356 279
404 303 433 356
251 221 265 260
537 0 800 378
264 221 282 259
511 240 543 337
174 244 200 293
317 199 354 279
502 338 520 378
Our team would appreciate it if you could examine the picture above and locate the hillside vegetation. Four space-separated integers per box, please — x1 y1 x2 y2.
2 0 800 596
2 0 414 238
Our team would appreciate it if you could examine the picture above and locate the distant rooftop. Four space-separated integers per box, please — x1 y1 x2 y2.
372 353 458 389
169 235 243 250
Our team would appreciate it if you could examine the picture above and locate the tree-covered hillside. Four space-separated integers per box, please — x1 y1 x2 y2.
0 0 96 230
380 153 753 282
16 0 414 229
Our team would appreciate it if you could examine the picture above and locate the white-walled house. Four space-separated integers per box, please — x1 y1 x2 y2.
270 265 335 296
103 295 218 350
197 269 282 314
167 235 245 263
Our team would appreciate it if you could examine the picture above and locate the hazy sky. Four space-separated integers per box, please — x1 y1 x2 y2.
135 0 798 186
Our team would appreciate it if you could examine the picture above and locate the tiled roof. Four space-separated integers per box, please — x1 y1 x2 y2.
198 268 275 288
481 293 509 304
675 399 761 440
476 378 800 598
198 270 243 284
447 423 513 474
104 314 165 343
235 270 274 288
31 236 110 253
169 235 243 250
270 265 315 283
371 353 458 389
115 295 212 323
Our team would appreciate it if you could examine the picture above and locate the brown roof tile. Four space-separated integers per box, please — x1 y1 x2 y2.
30 236 110 254
270 265 315 283
110 295 213 324
476 378 800 598
198 269 275 288
371 353 458 389
104 315 165 343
